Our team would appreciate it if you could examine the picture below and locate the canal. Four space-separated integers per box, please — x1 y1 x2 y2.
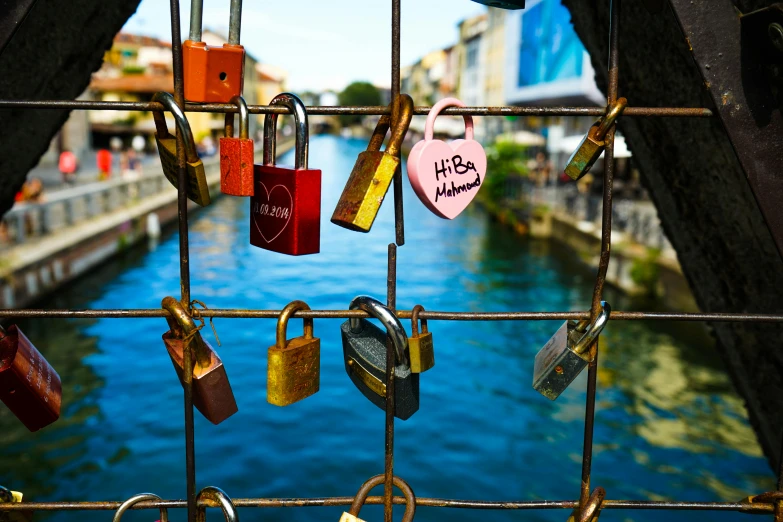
0 135 773 522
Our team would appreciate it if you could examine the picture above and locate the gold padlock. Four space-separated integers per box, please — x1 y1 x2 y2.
564 98 627 181
267 300 320 406
152 92 211 206
0 486 33 522
161 296 237 424
331 94 413 232
409 304 434 373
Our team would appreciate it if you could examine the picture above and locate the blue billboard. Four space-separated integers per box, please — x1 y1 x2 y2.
518 0 585 87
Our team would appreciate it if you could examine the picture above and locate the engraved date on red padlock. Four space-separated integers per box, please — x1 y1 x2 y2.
250 93 321 256
220 95 254 196
0 325 62 432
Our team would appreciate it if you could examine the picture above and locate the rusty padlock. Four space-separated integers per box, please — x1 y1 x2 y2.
564 98 627 181
113 493 169 522
267 300 320 406
339 474 416 522
220 95 254 196
566 487 606 522
152 92 211 206
331 94 413 232
183 0 245 103
409 305 434 373
161 297 237 424
195 486 238 522
0 325 61 432
532 302 610 400
250 93 321 256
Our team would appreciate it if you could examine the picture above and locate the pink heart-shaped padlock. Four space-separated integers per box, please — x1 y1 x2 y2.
406 98 487 219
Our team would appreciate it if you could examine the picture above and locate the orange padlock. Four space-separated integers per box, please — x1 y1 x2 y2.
183 0 245 103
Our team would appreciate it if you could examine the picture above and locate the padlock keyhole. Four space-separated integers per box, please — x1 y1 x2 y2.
219 72 227 81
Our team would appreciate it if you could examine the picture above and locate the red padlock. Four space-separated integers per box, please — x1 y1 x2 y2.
182 0 245 103
250 93 321 256
220 95 254 196
0 325 62 432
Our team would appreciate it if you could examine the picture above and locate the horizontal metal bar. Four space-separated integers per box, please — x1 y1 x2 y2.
0 100 714 117
0 497 766 512
1 309 782 322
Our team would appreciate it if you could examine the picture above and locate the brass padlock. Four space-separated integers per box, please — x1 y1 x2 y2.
340 474 415 522
565 487 605 522
195 486 238 522
409 305 434 373
152 92 211 206
564 98 627 181
0 486 32 522
532 302 610 400
331 94 413 232
161 296 237 424
267 300 320 406
0 325 61 432
113 493 168 522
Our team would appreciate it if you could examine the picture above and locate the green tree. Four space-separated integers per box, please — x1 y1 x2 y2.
338 82 381 126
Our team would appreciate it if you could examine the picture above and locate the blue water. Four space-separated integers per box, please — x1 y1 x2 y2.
0 136 773 522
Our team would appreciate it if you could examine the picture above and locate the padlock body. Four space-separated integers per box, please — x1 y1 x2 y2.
267 336 320 406
183 40 245 103
564 123 604 181
162 331 238 424
0 325 62 432
408 332 435 373
471 0 525 7
532 321 590 400
331 151 399 232
339 513 365 522
250 164 321 255
341 319 419 420
156 136 211 206
219 136 255 196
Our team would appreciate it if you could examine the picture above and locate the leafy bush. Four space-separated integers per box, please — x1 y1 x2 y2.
630 248 661 295
482 140 529 203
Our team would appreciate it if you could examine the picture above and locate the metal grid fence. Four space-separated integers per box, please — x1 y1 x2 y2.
2 0 783 520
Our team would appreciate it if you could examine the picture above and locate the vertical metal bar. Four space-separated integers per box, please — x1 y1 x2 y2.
776 433 783 522
384 243 397 522
188 0 202 42
169 1 196 522
228 0 242 45
581 0 620 510
391 0 405 246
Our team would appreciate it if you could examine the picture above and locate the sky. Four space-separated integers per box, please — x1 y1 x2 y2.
122 0 486 92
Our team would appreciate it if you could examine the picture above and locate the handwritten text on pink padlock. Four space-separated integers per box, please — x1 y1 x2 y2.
406 98 487 219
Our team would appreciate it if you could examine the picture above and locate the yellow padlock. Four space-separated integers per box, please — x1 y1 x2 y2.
267 300 320 406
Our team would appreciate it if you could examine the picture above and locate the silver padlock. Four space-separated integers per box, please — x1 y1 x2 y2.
341 296 419 420
195 486 238 522
113 493 169 522
532 301 611 400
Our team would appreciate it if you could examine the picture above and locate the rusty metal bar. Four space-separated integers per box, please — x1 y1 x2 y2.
391 0 404 246
0 100 714 117
0 497 772 512
3 309 783 321
384 244 397 522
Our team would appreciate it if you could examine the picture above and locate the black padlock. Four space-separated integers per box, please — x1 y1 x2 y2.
341 296 419 420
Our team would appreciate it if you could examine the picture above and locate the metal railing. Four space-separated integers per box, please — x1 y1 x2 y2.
2 0 783 521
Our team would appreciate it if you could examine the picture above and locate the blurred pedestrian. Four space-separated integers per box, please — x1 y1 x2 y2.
121 149 142 180
96 149 113 180
58 149 78 184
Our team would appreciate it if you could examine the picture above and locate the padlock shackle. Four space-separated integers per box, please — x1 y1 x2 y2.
276 300 313 348
263 92 308 169
348 474 416 522
225 95 249 139
572 301 611 355
349 295 410 368
228 0 242 45
410 304 428 336
195 486 238 522
152 92 200 164
595 98 627 140
113 493 169 522
386 94 414 157
0 486 13 503
423 97 474 141
161 296 212 369
577 487 606 522
367 111 392 153
188 0 204 42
